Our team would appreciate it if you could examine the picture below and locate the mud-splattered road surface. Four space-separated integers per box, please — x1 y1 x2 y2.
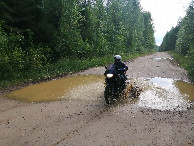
0 52 193 146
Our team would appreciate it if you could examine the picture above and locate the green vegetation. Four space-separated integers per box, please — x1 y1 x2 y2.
0 52 152 88
159 1 194 82
170 51 194 82
0 0 155 88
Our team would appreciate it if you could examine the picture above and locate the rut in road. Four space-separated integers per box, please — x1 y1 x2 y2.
0 52 193 146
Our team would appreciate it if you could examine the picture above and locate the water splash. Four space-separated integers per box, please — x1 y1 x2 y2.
134 77 193 111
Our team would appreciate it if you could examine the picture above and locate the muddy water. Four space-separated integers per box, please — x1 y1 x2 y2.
5 74 194 111
149 78 194 102
6 75 104 102
133 77 193 111
175 81 194 102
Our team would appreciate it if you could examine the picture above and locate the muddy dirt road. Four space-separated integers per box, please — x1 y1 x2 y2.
0 52 193 146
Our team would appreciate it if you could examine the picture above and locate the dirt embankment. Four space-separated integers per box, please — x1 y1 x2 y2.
0 52 193 146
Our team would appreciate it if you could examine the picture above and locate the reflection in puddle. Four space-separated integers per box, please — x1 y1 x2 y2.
153 57 173 60
6 75 104 102
154 58 162 60
5 74 193 111
134 77 193 111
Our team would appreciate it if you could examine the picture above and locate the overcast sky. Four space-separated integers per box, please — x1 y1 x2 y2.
140 0 192 46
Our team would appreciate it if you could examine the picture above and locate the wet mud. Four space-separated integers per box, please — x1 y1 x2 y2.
0 52 193 146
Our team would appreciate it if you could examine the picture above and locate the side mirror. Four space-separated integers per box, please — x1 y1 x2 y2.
105 66 108 69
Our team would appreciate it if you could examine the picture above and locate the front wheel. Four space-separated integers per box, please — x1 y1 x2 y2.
104 86 113 104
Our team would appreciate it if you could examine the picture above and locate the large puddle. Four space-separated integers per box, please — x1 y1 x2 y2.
5 75 194 111
131 77 193 111
6 75 104 102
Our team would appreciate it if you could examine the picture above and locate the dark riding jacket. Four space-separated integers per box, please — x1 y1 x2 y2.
114 61 128 73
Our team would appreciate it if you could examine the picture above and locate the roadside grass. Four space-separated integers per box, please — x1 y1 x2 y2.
0 52 153 89
169 51 194 83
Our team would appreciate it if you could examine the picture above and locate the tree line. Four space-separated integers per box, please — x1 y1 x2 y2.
159 1 193 81
0 0 155 80
159 1 193 54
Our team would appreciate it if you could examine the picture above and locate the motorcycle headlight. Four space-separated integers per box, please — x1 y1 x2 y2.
106 74 113 78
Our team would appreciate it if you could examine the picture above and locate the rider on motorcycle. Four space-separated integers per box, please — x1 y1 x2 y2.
113 55 128 86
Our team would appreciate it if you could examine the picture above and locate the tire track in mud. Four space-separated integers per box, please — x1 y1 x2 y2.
52 80 138 145
52 104 112 145
0 52 193 146
52 96 136 145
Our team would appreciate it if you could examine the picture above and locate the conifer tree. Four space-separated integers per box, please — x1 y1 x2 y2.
0 1 13 31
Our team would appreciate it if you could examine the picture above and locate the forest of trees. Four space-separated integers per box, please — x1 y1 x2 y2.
159 1 193 81
0 0 155 82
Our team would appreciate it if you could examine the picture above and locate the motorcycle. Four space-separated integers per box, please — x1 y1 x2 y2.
104 64 126 104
